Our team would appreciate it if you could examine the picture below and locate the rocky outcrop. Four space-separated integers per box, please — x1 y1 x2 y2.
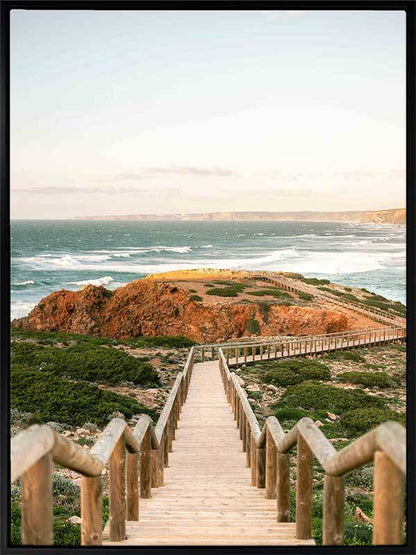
13 279 364 343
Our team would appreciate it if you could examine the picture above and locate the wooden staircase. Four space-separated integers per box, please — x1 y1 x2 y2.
11 335 406 547
102 361 314 546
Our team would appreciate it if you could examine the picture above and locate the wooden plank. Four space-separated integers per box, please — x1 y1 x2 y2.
296 435 312 539
109 435 126 541
103 360 315 547
81 475 102 545
373 451 404 545
323 474 344 545
21 453 53 545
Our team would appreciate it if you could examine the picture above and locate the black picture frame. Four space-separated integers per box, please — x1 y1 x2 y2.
1 2 415 554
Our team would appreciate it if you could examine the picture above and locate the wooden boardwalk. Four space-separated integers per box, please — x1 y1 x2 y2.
103 361 314 546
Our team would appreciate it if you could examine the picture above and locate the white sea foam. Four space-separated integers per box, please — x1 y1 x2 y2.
13 280 35 286
11 300 37 319
65 276 115 287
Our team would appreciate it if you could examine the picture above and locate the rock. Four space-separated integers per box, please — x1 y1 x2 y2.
68 516 82 525
75 428 90 436
71 478 81 487
266 384 278 392
354 507 373 524
314 420 323 427
236 376 245 387
327 412 338 421
247 384 260 392
11 273 358 342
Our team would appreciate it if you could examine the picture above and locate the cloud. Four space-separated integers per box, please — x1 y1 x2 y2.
98 166 239 182
13 185 183 196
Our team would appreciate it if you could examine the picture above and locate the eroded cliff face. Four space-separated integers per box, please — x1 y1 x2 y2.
13 279 363 342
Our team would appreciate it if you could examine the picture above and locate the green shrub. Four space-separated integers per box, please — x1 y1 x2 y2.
11 342 159 387
389 344 406 352
344 522 373 546
124 335 196 348
206 286 242 297
212 280 247 288
11 365 156 427
189 289 197 293
263 359 330 387
274 407 308 422
11 328 117 346
246 288 291 299
324 350 366 363
301 277 330 285
318 287 344 297
341 407 405 435
275 382 383 416
336 371 396 389
190 294 202 302
342 293 360 303
297 292 314 301
247 318 261 335
11 329 196 349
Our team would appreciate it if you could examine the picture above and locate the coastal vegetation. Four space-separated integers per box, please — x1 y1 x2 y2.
237 343 406 545
10 330 191 545
11 342 159 387
11 365 156 427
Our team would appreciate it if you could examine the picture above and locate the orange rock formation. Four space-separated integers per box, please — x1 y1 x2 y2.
12 277 370 343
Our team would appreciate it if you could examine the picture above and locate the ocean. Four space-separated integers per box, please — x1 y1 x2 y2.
11 220 406 320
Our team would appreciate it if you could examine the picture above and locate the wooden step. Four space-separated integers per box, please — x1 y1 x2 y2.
102 360 315 547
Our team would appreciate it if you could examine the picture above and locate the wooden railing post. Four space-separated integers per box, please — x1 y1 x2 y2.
265 427 277 499
81 475 102 545
241 414 247 450
251 435 257 486
21 452 53 545
277 452 290 522
127 452 139 520
109 435 126 541
245 424 251 467
140 427 152 499
296 435 312 539
323 474 344 545
373 451 404 545
163 429 169 467
256 444 266 488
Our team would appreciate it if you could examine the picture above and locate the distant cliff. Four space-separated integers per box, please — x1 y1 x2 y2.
77 208 405 224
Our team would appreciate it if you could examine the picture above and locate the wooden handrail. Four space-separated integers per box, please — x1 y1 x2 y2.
246 272 406 326
198 325 406 363
11 346 195 546
219 346 406 546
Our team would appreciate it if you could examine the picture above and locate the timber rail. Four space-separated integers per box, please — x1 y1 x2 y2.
246 272 406 326
217 346 406 545
198 325 406 363
11 348 195 546
10 268 407 547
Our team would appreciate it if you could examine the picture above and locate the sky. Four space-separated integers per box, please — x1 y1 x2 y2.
11 9 406 219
